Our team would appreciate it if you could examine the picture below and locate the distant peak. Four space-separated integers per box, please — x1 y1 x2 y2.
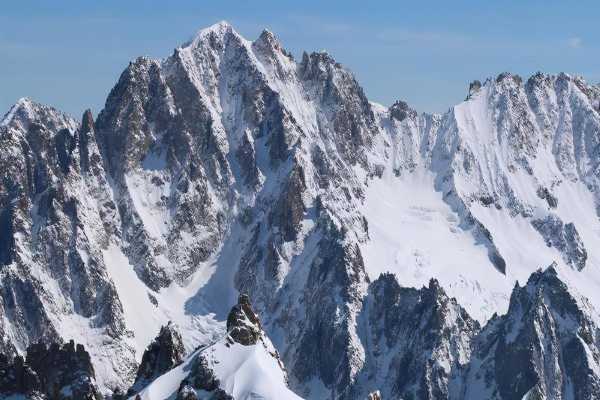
253 28 290 58
1 97 35 127
15 97 33 107
184 20 238 48
466 80 482 100
495 72 523 86
204 20 233 33
389 100 417 121
255 28 279 48
300 50 339 70
259 28 275 38
1 97 75 132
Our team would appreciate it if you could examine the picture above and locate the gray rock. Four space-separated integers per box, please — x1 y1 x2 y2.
462 265 600 399
130 321 185 393
532 215 587 270
0 340 102 400
226 294 262 346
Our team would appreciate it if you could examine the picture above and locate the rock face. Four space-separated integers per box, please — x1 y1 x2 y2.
4 21 600 400
532 215 587 270
0 340 101 400
129 322 185 393
353 274 479 400
0 98 132 391
461 265 600 399
226 294 262 345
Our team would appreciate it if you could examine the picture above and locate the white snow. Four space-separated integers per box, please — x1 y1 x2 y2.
102 242 227 360
124 172 171 240
103 244 163 355
360 168 511 322
136 335 302 400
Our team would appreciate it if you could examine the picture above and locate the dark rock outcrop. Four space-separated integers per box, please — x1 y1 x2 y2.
174 296 267 400
355 274 479 400
0 340 101 400
226 294 262 346
389 100 417 122
176 383 199 400
462 265 600 399
536 186 558 209
129 321 185 393
467 80 482 99
289 216 369 399
532 215 587 270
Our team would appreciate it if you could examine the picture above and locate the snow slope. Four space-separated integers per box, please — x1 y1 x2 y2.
136 336 301 400
361 168 506 322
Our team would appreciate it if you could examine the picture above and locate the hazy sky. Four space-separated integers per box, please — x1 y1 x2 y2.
2 1 599 118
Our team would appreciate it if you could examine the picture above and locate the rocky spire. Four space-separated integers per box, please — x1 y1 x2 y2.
78 109 94 172
467 79 482 99
226 294 263 346
129 322 185 394
388 100 417 121
172 296 270 400
357 273 479 399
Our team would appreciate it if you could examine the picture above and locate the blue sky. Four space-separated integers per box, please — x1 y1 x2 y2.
2 1 599 118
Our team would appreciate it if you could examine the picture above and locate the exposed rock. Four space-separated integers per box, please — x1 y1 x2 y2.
389 100 417 122
0 97 132 390
536 186 558 208
289 216 369 399
0 353 41 397
0 340 101 400
462 265 600 399
176 383 199 400
355 274 479 399
4 22 600 400
226 294 262 346
532 215 587 270
269 164 307 242
467 80 482 99
78 109 95 173
169 294 287 400
130 322 185 393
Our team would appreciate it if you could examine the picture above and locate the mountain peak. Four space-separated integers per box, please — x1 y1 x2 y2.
200 20 233 34
254 28 282 52
1 97 76 132
1 97 33 127
184 20 238 48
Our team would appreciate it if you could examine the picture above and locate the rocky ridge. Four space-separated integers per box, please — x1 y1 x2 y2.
0 340 101 400
2 20 600 400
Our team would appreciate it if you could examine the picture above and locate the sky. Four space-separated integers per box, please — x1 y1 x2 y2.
2 1 600 118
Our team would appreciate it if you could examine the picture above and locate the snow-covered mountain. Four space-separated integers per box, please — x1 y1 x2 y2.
134 294 301 400
2 20 600 399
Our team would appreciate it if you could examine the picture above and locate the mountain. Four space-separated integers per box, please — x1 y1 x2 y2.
134 294 300 400
461 265 600 399
2 20 600 399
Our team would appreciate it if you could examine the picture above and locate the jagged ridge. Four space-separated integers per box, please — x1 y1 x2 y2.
2 20 600 400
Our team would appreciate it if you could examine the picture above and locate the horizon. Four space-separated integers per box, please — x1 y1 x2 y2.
2 1 600 117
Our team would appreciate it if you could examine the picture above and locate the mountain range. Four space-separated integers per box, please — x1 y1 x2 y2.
2 21 600 399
